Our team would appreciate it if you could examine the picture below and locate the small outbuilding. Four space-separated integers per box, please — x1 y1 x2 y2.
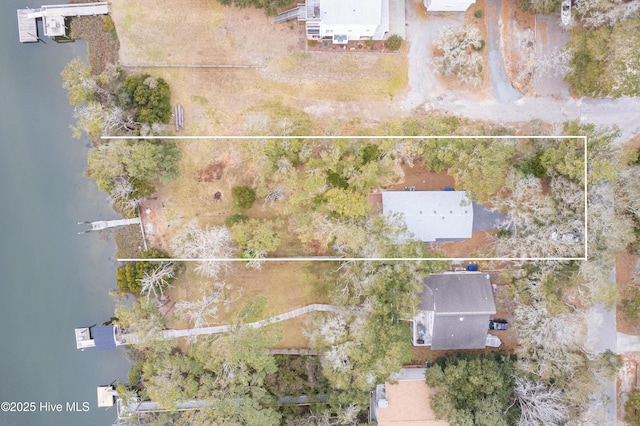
381 191 473 243
75 325 124 352
413 272 496 350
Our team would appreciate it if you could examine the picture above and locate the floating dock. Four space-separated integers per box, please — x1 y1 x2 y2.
17 9 38 42
17 2 109 43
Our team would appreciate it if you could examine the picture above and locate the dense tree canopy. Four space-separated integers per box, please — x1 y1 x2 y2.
230 218 282 265
518 0 560 15
306 217 447 419
565 20 640 98
87 138 181 193
420 138 515 201
115 248 174 295
122 324 283 425
122 74 172 124
425 353 518 426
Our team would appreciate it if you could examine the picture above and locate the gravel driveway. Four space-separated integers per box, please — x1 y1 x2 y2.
403 1 640 142
404 2 464 110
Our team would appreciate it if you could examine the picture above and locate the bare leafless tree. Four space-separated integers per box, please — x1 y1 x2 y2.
139 122 166 136
263 187 286 208
513 376 569 425
242 112 270 135
433 25 484 85
139 262 175 300
107 177 141 215
175 286 228 329
103 106 139 134
171 221 237 279
536 46 573 79
576 0 640 28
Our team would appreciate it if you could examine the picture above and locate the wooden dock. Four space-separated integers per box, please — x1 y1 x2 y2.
17 9 38 43
78 217 141 233
16 2 109 43
159 304 342 340
115 304 343 347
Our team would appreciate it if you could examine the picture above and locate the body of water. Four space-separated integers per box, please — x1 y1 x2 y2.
0 2 131 425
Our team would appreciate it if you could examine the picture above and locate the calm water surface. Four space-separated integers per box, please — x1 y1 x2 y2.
0 1 130 425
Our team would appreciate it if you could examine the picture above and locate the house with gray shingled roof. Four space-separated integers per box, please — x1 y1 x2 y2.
413 272 496 350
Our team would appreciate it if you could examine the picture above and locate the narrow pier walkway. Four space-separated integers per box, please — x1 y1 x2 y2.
79 217 141 233
123 304 342 343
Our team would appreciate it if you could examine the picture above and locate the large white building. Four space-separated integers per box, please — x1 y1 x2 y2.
303 0 389 42
276 0 390 43
424 0 475 12
381 190 473 243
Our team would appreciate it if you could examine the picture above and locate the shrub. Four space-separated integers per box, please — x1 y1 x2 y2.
103 15 115 31
115 248 172 295
622 287 640 320
360 144 379 165
326 170 349 189
225 213 248 228
515 155 546 178
497 229 513 238
231 186 256 209
518 0 561 15
308 39 317 47
365 39 375 48
625 389 640 426
385 34 403 51
473 39 486 51
474 9 483 18
217 0 291 16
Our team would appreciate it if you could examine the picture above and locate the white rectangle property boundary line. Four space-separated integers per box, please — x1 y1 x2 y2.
103 135 588 262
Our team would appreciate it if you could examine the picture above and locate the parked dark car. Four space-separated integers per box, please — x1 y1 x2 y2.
489 319 509 330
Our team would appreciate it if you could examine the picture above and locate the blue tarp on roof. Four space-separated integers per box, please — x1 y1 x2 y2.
93 325 117 352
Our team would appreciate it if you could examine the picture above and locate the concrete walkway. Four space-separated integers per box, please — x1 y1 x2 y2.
617 333 640 353
472 202 506 232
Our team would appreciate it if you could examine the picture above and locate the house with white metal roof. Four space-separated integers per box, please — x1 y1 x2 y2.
424 0 475 12
275 0 394 43
381 191 473 243
413 272 497 350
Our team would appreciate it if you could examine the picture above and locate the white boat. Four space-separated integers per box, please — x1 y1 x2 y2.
561 0 571 26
